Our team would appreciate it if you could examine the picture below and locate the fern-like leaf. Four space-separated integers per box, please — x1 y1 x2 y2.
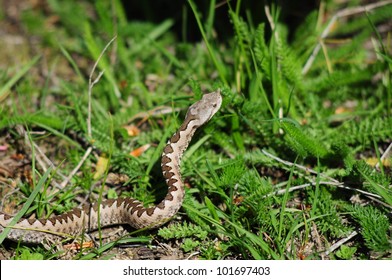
350 205 391 252
281 120 328 158
336 117 392 146
158 221 208 240
253 23 271 79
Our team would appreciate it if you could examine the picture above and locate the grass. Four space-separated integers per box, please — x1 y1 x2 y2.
0 0 391 260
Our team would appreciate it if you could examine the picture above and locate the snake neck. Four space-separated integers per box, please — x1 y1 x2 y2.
158 115 199 218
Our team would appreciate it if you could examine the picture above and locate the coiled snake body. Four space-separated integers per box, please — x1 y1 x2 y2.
0 91 222 244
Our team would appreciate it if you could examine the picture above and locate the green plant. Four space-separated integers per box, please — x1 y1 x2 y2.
350 205 391 252
0 0 391 260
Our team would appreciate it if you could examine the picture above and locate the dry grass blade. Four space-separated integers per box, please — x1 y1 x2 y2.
302 0 392 74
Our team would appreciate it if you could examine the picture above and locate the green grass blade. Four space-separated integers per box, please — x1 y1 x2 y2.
0 56 40 102
188 0 228 86
0 167 53 244
359 171 392 206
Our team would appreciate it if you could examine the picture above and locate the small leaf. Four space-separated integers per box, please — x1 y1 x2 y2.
93 156 109 179
129 144 151 157
123 124 140 136
204 196 219 222
336 245 357 260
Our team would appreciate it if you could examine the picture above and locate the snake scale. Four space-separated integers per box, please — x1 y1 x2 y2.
0 90 222 244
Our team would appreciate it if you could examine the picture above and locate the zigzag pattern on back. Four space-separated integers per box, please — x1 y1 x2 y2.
0 91 222 244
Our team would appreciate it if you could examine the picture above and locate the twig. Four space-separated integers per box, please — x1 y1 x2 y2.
366 195 392 211
109 1 118 67
302 0 392 75
321 230 358 257
263 181 382 200
87 35 117 138
59 37 117 189
334 1 392 18
59 147 93 189
186 251 201 260
375 142 392 170
262 149 337 183
127 106 181 124
311 222 324 259
261 149 387 203
16 125 64 189
18 126 51 173
264 5 280 43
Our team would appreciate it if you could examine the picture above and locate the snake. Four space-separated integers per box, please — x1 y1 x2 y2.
0 90 222 244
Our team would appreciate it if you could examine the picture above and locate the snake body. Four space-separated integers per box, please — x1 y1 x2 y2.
0 91 222 244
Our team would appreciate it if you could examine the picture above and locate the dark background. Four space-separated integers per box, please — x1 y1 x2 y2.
121 0 319 42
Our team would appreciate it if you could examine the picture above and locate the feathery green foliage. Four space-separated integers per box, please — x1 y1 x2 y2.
350 205 391 252
158 221 208 240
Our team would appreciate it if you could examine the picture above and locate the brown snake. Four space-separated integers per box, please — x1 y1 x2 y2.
0 90 222 244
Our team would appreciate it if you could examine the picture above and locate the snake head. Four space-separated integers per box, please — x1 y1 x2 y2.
186 89 222 125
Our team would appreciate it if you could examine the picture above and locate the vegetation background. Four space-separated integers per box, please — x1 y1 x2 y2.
0 0 391 260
